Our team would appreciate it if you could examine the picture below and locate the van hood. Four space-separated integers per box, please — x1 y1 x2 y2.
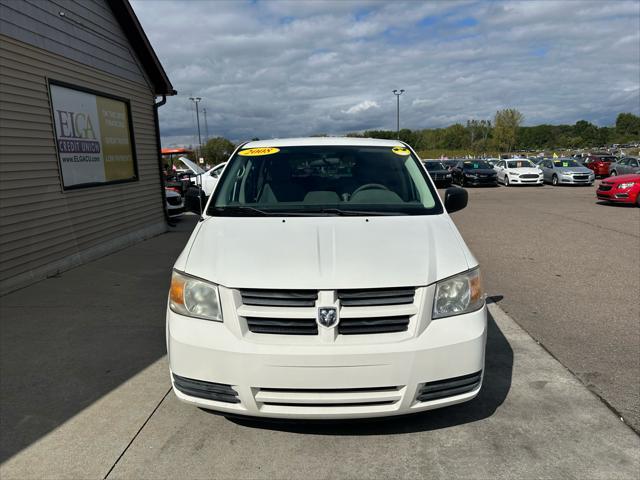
183 215 473 289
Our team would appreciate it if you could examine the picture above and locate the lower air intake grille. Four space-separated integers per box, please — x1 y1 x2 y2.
172 374 240 403
416 371 482 402
338 316 410 335
337 287 415 306
246 317 318 335
240 289 318 307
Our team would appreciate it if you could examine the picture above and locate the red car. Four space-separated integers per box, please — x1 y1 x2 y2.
583 154 617 177
596 174 640 206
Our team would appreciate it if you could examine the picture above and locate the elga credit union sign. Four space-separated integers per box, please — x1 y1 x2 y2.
49 83 138 189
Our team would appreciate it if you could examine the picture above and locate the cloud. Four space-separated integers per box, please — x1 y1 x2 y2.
130 0 640 146
342 100 380 115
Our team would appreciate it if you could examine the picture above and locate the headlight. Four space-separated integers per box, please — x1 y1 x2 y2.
446 174 452 178
618 182 637 189
508 172 519 176
170 270 222 321
432 268 484 319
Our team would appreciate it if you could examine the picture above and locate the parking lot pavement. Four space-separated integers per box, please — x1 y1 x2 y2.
446 183 640 432
1 190 639 479
101 302 638 479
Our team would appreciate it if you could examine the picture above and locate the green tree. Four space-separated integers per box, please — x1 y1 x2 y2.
202 137 235 165
615 113 640 138
493 108 524 152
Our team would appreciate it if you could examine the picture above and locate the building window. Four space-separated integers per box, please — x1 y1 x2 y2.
48 80 139 190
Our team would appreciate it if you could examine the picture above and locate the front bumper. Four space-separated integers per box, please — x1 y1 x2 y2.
558 175 594 184
597 189 638 203
167 303 487 419
464 176 497 186
507 176 543 185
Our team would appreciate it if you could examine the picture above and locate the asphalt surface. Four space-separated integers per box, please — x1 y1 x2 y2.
448 181 640 431
1 184 639 479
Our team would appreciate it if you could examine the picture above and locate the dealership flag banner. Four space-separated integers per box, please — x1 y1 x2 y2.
50 84 136 188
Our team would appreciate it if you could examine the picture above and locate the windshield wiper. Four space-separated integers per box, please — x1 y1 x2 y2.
305 208 408 216
211 206 275 216
211 206 312 216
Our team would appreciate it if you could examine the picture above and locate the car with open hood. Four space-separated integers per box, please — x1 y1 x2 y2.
537 158 595 185
494 159 543 186
451 160 498 186
167 137 486 419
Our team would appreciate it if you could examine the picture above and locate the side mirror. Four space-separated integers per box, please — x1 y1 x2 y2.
184 186 205 215
444 187 468 213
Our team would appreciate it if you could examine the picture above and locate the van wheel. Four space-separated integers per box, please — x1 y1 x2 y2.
552 174 558 186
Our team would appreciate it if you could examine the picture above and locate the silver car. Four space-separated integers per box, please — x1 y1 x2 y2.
537 158 595 186
609 157 640 176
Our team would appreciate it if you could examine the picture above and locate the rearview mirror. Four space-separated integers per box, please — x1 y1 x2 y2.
444 187 468 213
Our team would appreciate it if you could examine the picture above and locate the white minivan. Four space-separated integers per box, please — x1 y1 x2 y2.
167 137 487 419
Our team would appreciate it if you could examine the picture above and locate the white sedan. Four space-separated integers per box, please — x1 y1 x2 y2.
177 157 227 196
494 159 544 186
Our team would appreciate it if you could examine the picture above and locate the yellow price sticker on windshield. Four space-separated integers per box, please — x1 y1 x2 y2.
392 147 411 156
238 147 280 156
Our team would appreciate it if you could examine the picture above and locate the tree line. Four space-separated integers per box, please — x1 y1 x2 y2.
349 110 640 153
187 111 639 163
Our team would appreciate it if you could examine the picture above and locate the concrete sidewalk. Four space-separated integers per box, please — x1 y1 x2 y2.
1 215 638 479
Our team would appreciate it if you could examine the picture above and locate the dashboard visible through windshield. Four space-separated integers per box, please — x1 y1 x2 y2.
209 145 443 216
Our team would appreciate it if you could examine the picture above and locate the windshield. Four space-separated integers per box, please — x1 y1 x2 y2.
507 160 535 168
463 161 492 169
209 145 442 216
424 162 446 171
553 159 581 167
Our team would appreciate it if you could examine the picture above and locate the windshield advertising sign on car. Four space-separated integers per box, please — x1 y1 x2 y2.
49 82 138 189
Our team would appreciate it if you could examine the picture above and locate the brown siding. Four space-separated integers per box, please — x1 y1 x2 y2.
0 33 166 292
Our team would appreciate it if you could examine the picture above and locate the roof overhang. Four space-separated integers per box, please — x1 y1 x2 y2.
108 0 176 96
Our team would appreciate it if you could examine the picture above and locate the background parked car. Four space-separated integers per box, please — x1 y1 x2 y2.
583 153 617 177
165 188 184 217
451 160 498 186
596 174 640 206
609 157 640 176
537 158 595 186
494 159 544 186
423 161 452 187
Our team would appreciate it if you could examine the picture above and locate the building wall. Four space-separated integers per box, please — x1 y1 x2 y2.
0 0 167 295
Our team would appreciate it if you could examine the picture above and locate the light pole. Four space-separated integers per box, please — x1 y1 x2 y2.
392 89 404 139
189 96 202 157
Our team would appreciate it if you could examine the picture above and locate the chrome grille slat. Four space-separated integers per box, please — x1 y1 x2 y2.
339 316 410 335
240 289 318 307
246 317 318 335
338 287 415 307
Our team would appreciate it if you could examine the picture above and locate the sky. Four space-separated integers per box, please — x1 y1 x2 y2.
130 0 640 147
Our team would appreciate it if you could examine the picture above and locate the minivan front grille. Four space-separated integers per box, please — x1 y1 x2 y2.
246 317 318 335
172 374 240 403
337 287 415 306
255 385 403 408
338 316 410 335
240 289 318 307
416 371 482 402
